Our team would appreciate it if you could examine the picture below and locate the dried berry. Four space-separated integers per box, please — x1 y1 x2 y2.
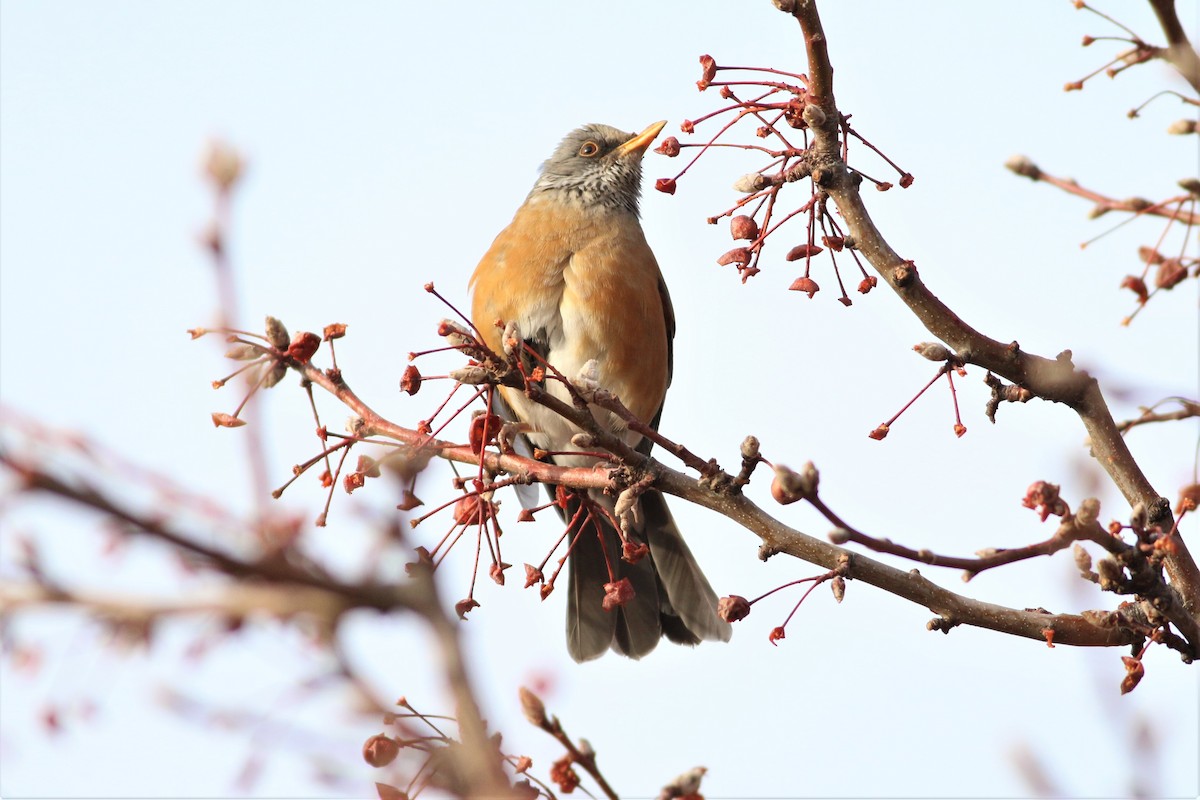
400 365 422 395
654 137 681 157
1155 258 1186 290
785 244 823 261
286 331 321 363
602 578 635 611
362 734 400 768
718 595 751 622
717 247 752 267
789 277 819 297
454 598 480 619
730 215 759 240
1119 275 1149 304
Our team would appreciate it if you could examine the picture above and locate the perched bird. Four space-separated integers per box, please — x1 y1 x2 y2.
469 121 732 661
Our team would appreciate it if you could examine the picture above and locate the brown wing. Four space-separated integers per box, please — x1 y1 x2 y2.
640 273 675 452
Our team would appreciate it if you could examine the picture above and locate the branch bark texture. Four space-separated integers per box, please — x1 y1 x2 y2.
782 0 1200 618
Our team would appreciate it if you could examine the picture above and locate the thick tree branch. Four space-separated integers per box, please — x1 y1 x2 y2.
780 0 1200 617
1148 0 1200 92
657 465 1142 650
291 363 1180 653
246 316 1195 658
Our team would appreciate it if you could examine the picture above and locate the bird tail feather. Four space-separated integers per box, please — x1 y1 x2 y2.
566 488 730 662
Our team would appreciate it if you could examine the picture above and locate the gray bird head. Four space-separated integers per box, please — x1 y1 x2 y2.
529 121 667 215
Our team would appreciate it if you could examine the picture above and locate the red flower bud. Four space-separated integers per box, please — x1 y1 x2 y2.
550 756 581 794
622 541 649 563
1177 483 1200 514
285 331 321 363
785 244 823 261
356 455 381 478
454 597 480 619
453 495 496 525
343 471 366 494
1155 258 1186 290
601 578 635 611
524 563 544 588
468 412 501 454
788 277 820 297
655 177 677 195
1118 277 1147 304
400 365 422 395
730 215 759 240
1119 656 1144 694
363 734 400 768
1022 480 1066 522
717 247 752 267
717 595 751 622
654 137 681 157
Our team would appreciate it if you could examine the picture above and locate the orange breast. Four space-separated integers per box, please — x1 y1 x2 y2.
469 197 670 431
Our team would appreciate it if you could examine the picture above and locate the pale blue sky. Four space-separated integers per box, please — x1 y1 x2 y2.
2 1 1197 797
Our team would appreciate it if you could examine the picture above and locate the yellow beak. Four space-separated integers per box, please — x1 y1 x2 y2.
616 120 668 157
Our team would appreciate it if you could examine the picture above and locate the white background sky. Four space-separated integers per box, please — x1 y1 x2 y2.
1 1 1198 798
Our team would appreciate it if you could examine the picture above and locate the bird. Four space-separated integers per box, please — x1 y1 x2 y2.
469 121 732 661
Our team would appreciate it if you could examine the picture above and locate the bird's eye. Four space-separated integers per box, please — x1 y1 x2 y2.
578 141 601 157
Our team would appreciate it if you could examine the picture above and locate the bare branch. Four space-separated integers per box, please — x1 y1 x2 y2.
778 0 1200 617
1148 0 1200 92
1003 156 1199 225
519 687 619 800
1116 398 1200 433
242 315 1195 656
0 581 348 622
666 463 1140 648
